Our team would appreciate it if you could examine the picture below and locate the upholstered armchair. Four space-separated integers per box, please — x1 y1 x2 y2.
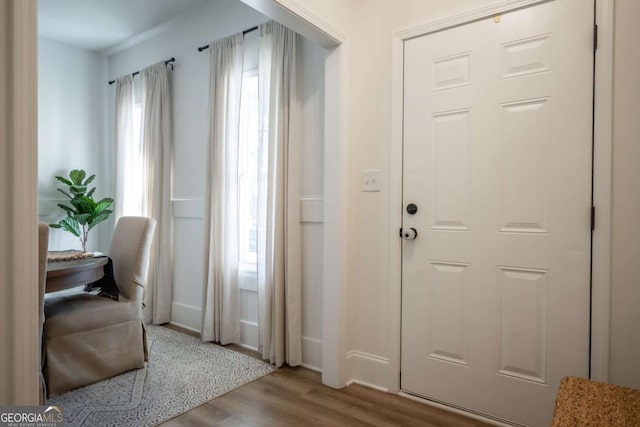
44 216 156 397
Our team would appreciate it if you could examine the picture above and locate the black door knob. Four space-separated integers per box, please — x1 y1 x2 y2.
407 203 418 215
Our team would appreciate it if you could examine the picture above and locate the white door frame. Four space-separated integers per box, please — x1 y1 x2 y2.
388 0 615 394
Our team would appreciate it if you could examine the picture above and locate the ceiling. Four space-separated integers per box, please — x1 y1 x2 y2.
38 0 218 53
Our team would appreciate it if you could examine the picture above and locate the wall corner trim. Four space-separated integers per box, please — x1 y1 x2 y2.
273 0 346 44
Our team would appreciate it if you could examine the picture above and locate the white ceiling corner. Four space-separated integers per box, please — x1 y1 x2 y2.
37 0 220 53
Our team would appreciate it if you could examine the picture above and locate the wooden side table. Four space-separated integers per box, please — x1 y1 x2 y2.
46 256 108 293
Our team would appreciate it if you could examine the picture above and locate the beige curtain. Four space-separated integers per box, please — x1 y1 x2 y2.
139 62 172 324
257 20 302 367
202 34 244 344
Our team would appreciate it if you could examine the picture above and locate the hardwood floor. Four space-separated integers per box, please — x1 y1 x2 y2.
160 325 491 427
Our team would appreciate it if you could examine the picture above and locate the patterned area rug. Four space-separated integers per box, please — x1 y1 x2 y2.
48 325 275 426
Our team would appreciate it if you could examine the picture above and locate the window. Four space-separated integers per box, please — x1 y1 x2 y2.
238 70 259 271
121 81 144 217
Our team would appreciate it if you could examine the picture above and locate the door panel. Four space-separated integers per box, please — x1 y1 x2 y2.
401 1 593 426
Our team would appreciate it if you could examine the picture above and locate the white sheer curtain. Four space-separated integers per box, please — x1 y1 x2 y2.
139 62 173 324
202 34 244 344
114 64 172 325
257 20 302 367
114 75 135 220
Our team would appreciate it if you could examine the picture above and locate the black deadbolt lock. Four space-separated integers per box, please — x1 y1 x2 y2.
407 203 418 215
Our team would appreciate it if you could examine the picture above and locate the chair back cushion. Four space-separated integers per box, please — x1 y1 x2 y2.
110 217 156 301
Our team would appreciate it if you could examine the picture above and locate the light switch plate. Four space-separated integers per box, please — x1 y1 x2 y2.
361 169 382 192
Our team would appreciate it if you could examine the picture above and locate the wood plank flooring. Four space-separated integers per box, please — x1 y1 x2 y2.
160 325 491 427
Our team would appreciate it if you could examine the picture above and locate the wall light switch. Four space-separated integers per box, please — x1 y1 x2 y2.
361 169 382 192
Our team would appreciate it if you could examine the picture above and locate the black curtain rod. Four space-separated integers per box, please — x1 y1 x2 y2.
108 57 176 85
197 26 259 52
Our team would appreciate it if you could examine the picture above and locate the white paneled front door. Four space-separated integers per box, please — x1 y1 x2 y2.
401 1 594 425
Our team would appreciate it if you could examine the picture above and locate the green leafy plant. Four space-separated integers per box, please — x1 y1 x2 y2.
49 169 114 252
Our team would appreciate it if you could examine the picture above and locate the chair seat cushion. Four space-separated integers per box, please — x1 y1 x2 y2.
44 291 141 339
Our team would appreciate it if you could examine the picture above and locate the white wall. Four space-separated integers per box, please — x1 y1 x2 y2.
38 37 109 253
107 0 326 369
107 0 268 336
282 0 640 390
610 0 640 390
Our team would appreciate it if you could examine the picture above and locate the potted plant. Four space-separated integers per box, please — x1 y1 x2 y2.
50 169 114 252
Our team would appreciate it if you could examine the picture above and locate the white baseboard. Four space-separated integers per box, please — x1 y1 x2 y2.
346 350 392 391
301 363 322 373
168 320 200 334
346 378 389 393
170 302 201 332
302 336 323 372
170 301 322 367
344 373 514 426
237 342 259 352
398 392 515 427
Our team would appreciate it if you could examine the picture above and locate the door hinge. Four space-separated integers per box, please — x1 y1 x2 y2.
594 24 598 52
591 206 596 230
